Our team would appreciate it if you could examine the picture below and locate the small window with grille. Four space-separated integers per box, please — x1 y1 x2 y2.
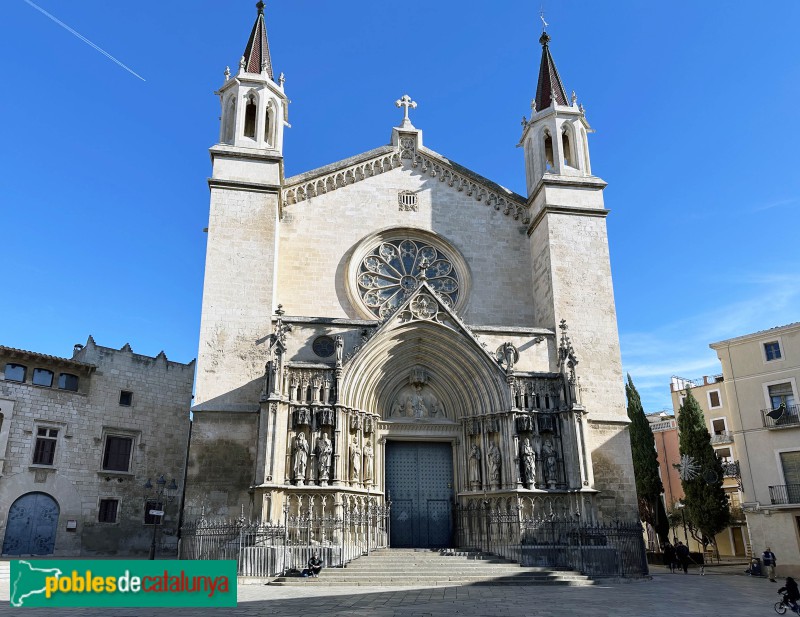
398 191 418 211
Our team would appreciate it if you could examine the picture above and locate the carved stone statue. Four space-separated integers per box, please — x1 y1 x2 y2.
363 440 374 485
542 439 557 488
349 437 361 483
487 441 501 489
292 432 309 485
468 444 482 490
316 433 332 486
520 437 535 489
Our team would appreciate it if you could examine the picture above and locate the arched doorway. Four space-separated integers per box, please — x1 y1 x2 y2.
2 492 60 555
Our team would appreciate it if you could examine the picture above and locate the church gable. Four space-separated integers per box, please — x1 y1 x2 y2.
283 138 529 224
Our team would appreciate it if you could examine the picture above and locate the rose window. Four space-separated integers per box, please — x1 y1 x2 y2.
357 239 460 318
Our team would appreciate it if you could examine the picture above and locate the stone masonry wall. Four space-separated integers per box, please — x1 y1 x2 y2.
195 187 279 409
277 164 536 327
0 340 193 556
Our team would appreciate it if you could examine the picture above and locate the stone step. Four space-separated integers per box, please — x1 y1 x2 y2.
266 548 592 587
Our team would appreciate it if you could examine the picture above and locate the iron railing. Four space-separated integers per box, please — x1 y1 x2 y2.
455 504 648 578
762 405 800 429
768 484 800 505
179 505 390 577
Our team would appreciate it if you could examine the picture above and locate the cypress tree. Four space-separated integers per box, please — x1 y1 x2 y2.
677 388 730 547
626 374 670 543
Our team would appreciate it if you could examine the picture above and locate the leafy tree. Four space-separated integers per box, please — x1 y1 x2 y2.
677 388 730 549
626 374 670 544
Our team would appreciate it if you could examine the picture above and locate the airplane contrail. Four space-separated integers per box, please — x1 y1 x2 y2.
23 0 146 82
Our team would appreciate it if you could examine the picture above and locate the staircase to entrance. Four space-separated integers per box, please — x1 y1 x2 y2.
269 548 593 586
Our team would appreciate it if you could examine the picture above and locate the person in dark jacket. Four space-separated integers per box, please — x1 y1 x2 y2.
778 577 799 613
303 553 323 578
675 541 690 574
662 542 677 573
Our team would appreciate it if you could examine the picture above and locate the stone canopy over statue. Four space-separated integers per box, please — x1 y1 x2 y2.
388 366 445 420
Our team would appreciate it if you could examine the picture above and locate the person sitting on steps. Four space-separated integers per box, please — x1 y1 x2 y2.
303 553 323 578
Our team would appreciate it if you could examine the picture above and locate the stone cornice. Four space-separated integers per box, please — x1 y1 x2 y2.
207 178 281 194
526 204 610 236
527 174 607 207
282 141 530 224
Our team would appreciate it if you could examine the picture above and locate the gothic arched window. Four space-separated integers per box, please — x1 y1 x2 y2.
243 93 257 139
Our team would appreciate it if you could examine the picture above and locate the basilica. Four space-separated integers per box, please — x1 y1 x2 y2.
185 3 637 552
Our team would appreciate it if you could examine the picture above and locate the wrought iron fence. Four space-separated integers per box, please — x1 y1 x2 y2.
179 505 390 577
455 504 648 578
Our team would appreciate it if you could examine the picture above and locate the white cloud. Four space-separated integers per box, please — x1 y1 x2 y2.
620 270 800 411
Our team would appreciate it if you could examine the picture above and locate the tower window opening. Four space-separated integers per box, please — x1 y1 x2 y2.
243 94 257 139
222 96 235 144
264 107 272 145
544 132 554 171
562 128 575 168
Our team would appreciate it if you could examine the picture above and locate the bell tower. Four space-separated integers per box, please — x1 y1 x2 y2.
195 1 287 411
521 29 634 518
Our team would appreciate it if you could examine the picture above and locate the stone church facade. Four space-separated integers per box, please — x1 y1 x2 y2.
185 4 637 548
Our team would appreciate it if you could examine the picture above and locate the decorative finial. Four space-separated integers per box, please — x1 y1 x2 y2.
224 66 231 81
256 1 265 15
540 11 549 32
261 58 268 74
531 98 537 112
239 56 246 72
579 103 585 114
521 116 527 127
539 30 551 46
275 304 285 317
395 94 417 128
551 86 557 107
279 72 285 88
571 91 577 105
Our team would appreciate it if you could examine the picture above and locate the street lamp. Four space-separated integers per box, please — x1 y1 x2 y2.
144 475 179 560
675 500 689 544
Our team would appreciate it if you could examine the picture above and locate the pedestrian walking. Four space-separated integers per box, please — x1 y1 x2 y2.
662 542 677 573
676 540 690 574
763 547 778 582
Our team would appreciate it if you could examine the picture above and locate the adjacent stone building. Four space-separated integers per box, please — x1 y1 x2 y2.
186 4 638 551
711 322 800 576
0 338 194 556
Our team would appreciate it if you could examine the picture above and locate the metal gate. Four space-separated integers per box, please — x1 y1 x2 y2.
2 492 60 555
386 442 453 548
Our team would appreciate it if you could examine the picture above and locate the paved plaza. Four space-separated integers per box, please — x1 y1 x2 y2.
0 561 788 617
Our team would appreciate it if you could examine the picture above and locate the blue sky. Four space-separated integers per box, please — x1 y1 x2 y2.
2 1 799 411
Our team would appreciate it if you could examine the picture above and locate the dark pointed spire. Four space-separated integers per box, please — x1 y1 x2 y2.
534 31 568 111
242 1 273 79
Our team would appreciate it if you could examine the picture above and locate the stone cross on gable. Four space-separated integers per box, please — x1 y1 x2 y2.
395 94 417 128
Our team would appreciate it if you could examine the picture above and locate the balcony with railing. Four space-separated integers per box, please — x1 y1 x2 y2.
721 461 740 478
710 431 734 444
761 404 800 429
768 484 800 505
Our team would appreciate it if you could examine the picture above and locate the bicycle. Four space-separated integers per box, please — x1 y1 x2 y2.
775 592 800 615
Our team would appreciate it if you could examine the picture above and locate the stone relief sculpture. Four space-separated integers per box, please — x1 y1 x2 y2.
316 433 332 486
496 342 519 372
520 437 535 489
349 436 361 483
388 366 445 420
487 441 501 489
542 439 557 488
468 444 482 490
292 432 309 485
363 440 374 485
